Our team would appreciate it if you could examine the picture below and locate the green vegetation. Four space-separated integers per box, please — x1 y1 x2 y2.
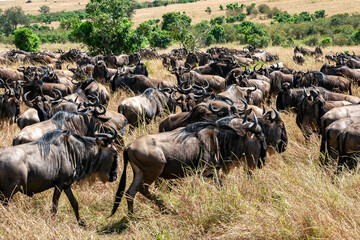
13 27 40 52
1 0 360 52
134 0 197 9
62 0 145 55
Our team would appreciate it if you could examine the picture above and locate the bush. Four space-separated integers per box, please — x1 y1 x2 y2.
314 10 326 19
246 3 257 15
303 35 319 46
149 29 172 48
271 34 286 46
258 4 270 14
321 37 332 47
210 16 225 25
352 30 360 44
13 27 40 52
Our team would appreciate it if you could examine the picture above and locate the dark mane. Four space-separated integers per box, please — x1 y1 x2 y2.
51 111 76 129
142 88 157 98
177 121 215 141
35 130 68 158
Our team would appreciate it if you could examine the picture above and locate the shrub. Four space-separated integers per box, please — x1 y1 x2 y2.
271 34 286 46
314 10 326 19
210 16 225 25
258 4 270 14
246 3 257 15
352 30 360 44
303 35 319 46
13 27 40 52
149 29 172 48
321 37 332 47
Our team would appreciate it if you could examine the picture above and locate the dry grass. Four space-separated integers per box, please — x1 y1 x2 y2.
1 45 360 239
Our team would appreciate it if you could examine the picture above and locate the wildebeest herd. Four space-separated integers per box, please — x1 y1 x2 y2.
0 45 359 226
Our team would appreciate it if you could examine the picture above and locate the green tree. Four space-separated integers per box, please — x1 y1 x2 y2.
61 0 144 55
39 5 50 15
161 12 191 31
86 0 136 19
149 29 172 48
13 28 40 52
0 7 29 35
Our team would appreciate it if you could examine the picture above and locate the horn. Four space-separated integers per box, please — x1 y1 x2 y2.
303 87 310 97
251 84 258 92
209 98 221 113
86 95 100 107
196 79 209 90
170 90 183 101
262 105 266 116
71 77 80 85
94 126 118 142
271 107 280 120
50 88 62 102
238 98 248 112
179 81 192 92
249 114 259 132
94 104 107 115
23 91 37 107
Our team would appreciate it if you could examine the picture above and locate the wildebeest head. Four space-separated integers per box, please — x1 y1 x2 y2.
296 88 327 137
260 107 287 154
24 88 62 121
185 52 199 69
93 127 119 183
0 78 21 121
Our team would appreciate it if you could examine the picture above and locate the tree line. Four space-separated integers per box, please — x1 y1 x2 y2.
2 1 360 54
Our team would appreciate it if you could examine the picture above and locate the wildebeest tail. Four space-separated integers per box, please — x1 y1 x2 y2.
349 81 352 95
110 149 129 217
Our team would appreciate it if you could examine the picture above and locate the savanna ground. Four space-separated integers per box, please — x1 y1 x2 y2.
1 44 360 239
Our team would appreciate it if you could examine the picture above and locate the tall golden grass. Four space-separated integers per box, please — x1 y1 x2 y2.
1 45 360 239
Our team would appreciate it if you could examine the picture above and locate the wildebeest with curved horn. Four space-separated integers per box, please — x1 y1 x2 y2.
0 128 118 226
118 87 176 126
110 116 266 215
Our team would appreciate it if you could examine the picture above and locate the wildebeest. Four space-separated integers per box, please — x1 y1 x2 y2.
71 78 110 106
110 72 174 93
0 79 20 123
170 67 226 93
118 88 176 126
296 89 351 140
321 117 360 164
0 129 118 225
293 53 305 65
319 104 360 157
110 116 266 215
276 84 360 113
337 122 360 170
12 104 111 145
159 98 243 132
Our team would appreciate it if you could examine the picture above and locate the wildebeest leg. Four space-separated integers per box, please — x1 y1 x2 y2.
138 184 168 213
64 186 85 226
51 186 63 216
125 165 143 214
